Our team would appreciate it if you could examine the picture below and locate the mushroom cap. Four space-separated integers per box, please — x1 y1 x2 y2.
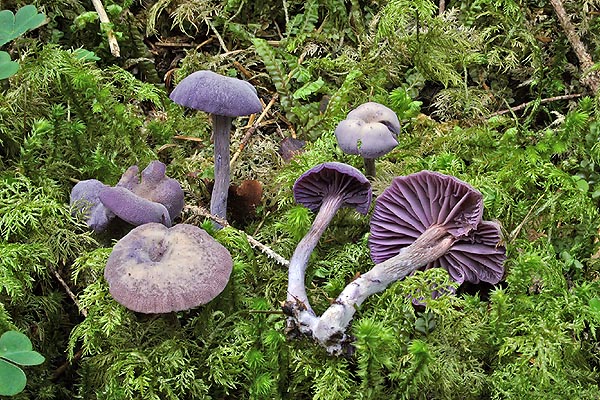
104 223 233 313
335 102 401 158
293 162 372 215
99 186 172 227
369 170 505 285
116 161 185 223
70 179 115 232
169 70 262 117
438 220 506 284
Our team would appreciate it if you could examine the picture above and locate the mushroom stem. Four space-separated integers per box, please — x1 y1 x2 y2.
286 195 345 315
363 157 376 178
296 225 455 355
210 115 233 228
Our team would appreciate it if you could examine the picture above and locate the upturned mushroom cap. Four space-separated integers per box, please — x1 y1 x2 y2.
116 161 185 223
104 223 233 313
169 70 262 117
99 186 172 227
70 179 115 232
334 102 401 158
369 170 505 285
293 162 372 214
438 220 506 284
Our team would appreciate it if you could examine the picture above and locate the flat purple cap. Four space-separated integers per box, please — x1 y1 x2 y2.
293 162 372 214
116 161 185 223
70 179 115 232
369 170 505 285
169 70 262 117
104 223 233 313
335 102 400 158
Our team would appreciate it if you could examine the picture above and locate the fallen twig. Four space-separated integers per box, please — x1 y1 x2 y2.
184 205 289 267
549 0 599 92
48 265 88 317
91 0 120 57
488 93 583 117
230 94 279 167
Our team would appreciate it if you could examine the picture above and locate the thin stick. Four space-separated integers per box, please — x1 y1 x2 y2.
204 17 229 53
230 94 278 167
549 0 599 92
48 265 88 317
488 93 583 117
184 205 290 267
91 0 120 57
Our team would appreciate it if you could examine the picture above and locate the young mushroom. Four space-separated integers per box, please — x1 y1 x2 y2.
169 70 262 227
104 223 233 313
284 162 372 333
334 102 401 178
288 170 506 356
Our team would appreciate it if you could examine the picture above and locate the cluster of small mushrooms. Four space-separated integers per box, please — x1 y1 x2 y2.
70 70 506 355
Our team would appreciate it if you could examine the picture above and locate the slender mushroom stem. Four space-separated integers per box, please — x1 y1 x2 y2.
210 114 233 228
363 157 376 178
287 195 345 315
289 224 455 355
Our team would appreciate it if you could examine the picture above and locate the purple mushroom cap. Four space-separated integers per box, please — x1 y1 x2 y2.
70 179 115 232
116 160 184 224
99 186 172 227
439 220 506 284
104 223 233 313
369 170 504 285
293 162 372 215
335 102 401 159
169 70 262 117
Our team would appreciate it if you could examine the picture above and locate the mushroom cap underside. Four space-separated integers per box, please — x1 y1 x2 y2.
369 170 504 284
69 179 115 232
293 162 372 215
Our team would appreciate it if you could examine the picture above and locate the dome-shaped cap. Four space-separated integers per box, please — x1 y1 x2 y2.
293 162 372 215
369 171 505 285
335 102 400 158
104 223 233 313
169 70 262 117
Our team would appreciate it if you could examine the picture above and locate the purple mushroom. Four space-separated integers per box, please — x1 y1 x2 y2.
70 179 115 232
114 160 185 224
69 161 184 232
290 170 505 355
169 70 262 227
369 170 505 285
99 186 171 227
285 162 372 323
334 102 401 178
104 223 233 313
